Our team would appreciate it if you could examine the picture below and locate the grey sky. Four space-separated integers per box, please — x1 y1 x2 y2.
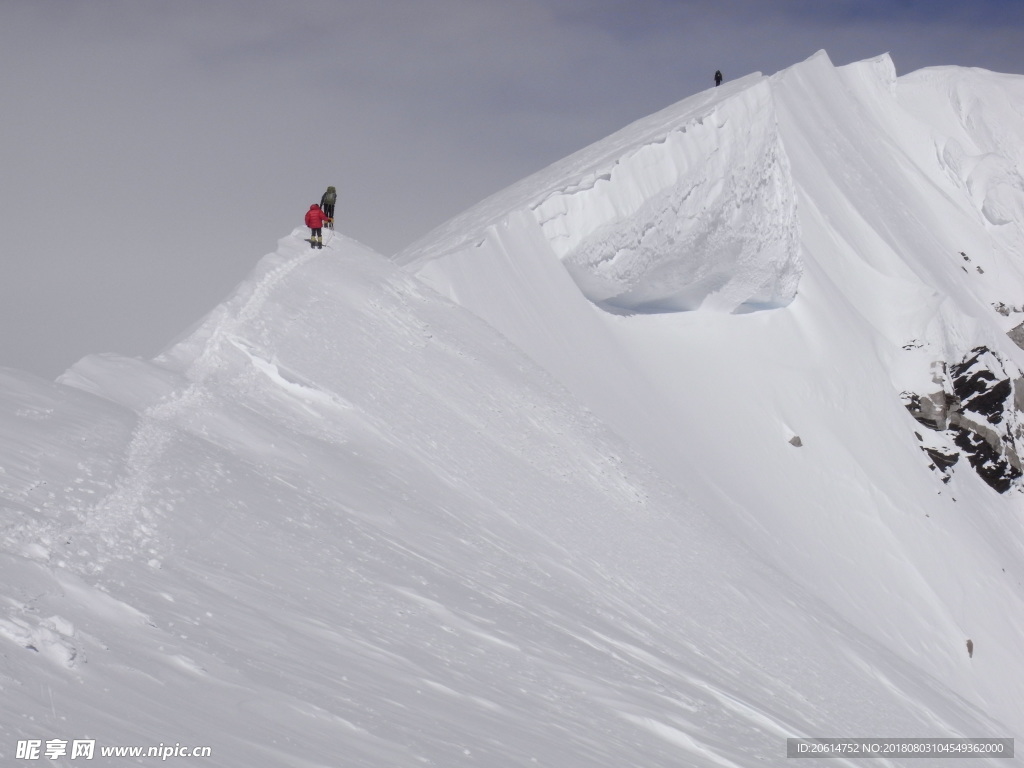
2 0 1023 379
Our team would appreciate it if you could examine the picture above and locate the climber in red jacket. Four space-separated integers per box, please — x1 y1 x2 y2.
304 204 331 249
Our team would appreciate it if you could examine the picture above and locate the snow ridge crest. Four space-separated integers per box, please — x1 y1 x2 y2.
400 75 802 316
539 81 801 314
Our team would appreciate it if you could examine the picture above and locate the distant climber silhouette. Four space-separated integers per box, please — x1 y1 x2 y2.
966 638 974 658
714 70 723 87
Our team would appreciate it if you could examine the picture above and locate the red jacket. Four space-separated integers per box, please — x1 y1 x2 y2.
305 204 330 228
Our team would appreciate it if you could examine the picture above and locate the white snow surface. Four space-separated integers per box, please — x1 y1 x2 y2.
2 50 1024 765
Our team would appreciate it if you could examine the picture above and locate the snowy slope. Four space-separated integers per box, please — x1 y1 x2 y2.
2 50 1024 766
396 49 1024 747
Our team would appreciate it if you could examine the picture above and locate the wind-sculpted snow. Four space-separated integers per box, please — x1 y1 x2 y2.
399 75 801 315
538 82 800 313
899 64 1024 231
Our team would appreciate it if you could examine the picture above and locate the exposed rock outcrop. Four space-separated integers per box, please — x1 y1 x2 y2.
903 346 1024 493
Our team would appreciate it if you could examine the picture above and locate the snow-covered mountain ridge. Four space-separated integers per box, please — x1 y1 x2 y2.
2 51 1024 766
400 71 801 315
399 49 1024 496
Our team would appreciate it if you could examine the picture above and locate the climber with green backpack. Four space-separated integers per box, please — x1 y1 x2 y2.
320 186 337 229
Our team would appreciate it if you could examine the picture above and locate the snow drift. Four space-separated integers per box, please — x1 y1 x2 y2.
3 50 1024 766
400 73 801 316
